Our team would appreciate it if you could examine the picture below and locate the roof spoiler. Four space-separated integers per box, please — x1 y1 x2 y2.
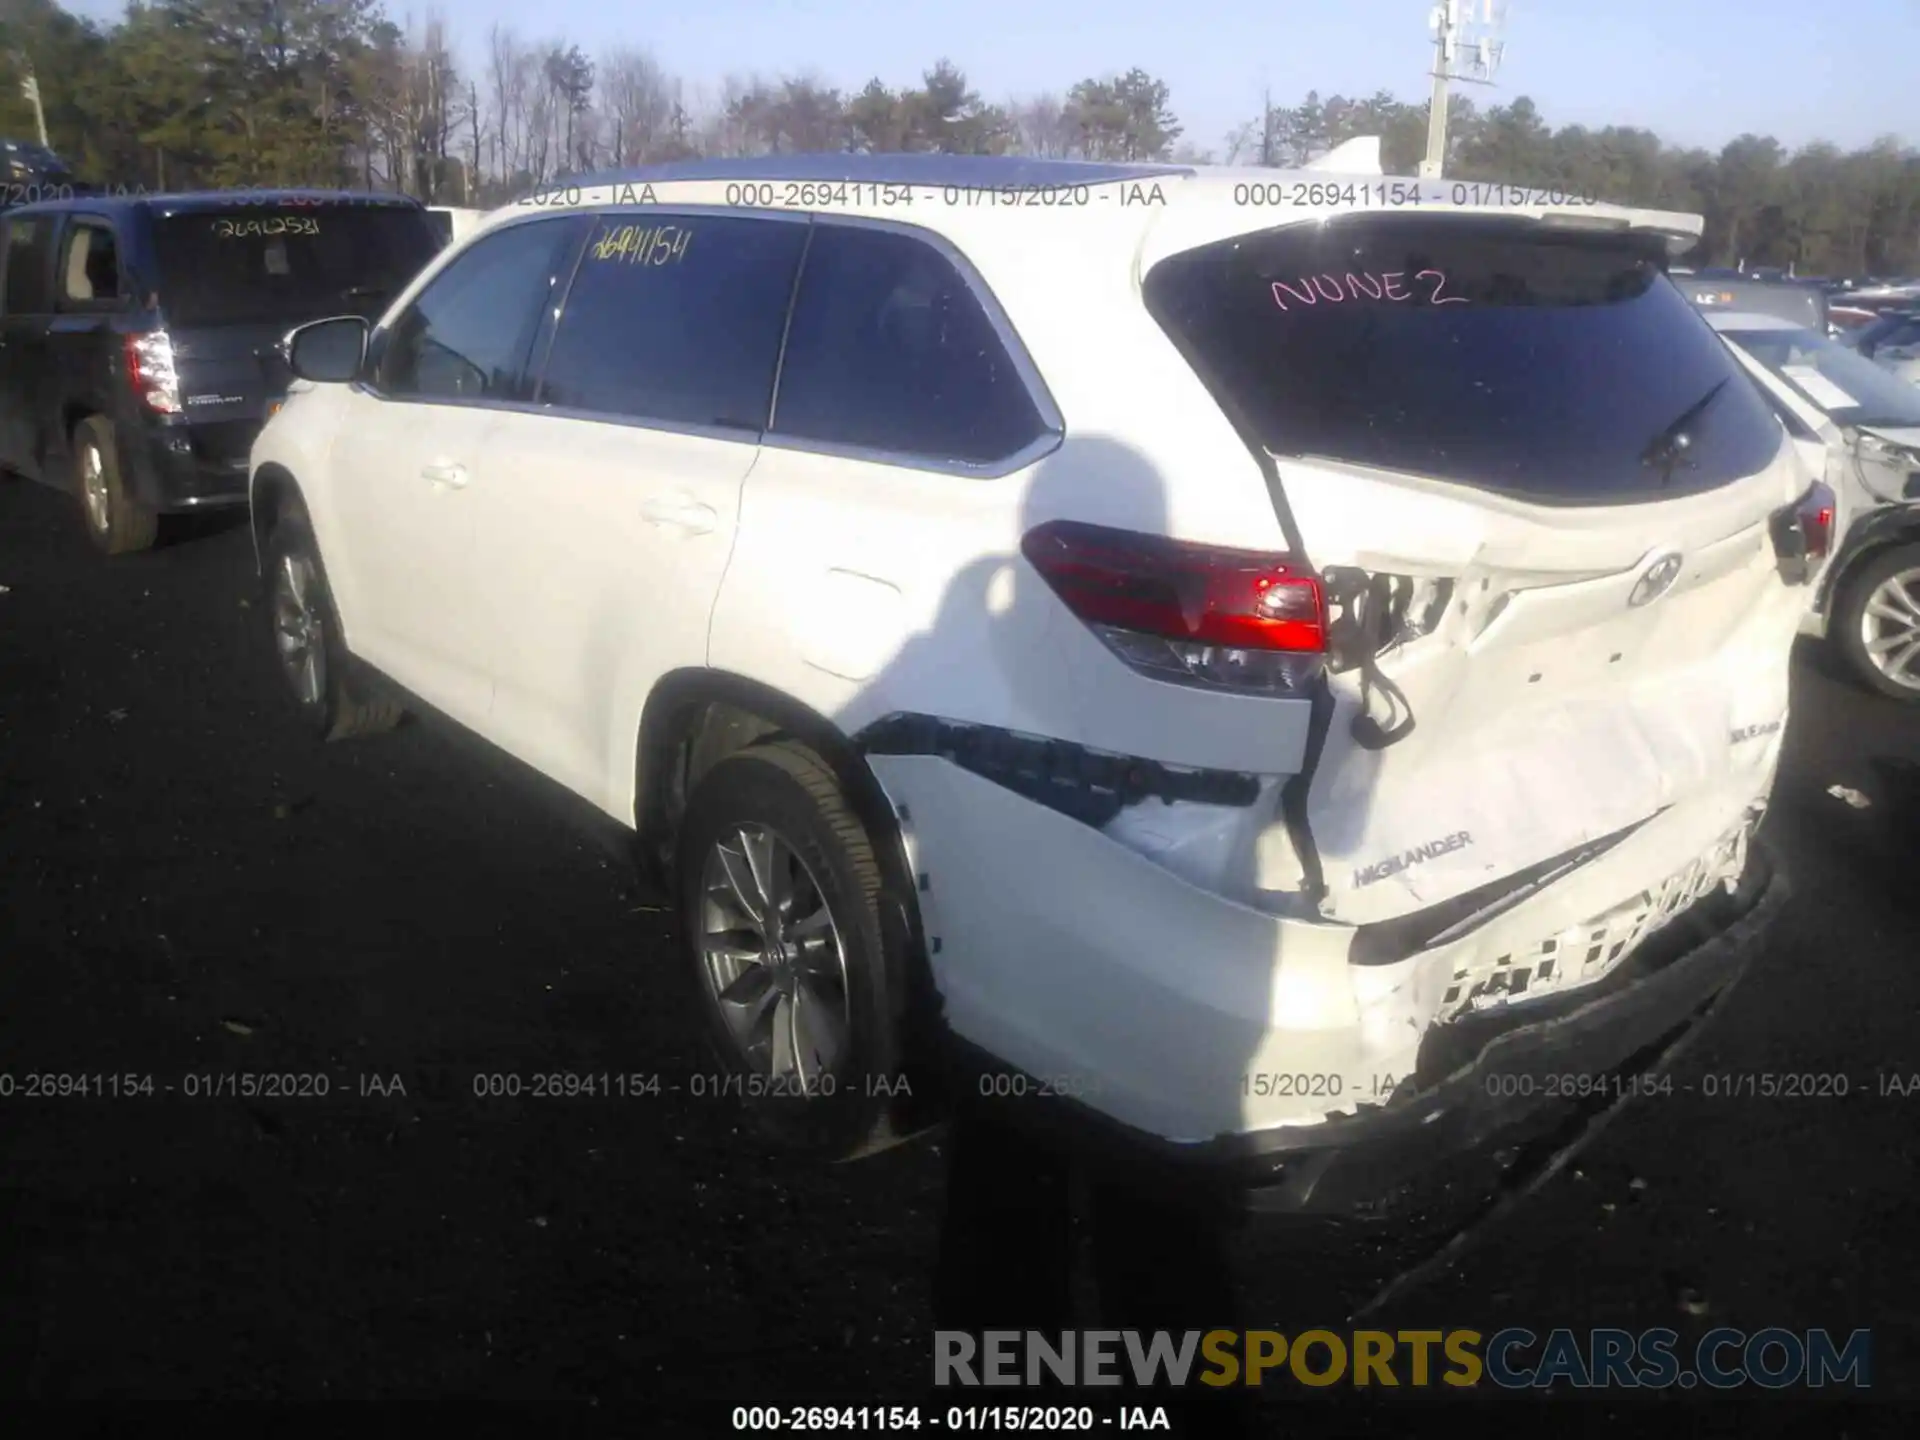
1524 208 1704 259
1305 136 1383 177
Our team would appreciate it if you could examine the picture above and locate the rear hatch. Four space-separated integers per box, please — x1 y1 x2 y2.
1145 211 1808 926
149 201 440 458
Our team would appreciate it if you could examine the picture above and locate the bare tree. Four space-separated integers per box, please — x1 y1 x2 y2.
599 47 677 165
486 24 526 184
1012 93 1073 157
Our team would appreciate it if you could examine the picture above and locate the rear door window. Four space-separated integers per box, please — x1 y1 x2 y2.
770 223 1050 466
1145 215 1785 503
152 204 443 326
58 220 121 306
2 215 53 315
535 213 808 431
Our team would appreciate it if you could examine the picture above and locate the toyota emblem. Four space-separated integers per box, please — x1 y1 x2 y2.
1629 551 1685 607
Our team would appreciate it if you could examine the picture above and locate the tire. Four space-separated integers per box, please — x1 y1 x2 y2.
1835 541 1920 702
676 739 909 1160
262 500 404 740
73 416 157 555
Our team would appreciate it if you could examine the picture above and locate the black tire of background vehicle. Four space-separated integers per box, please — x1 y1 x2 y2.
73 416 157 555
262 501 405 740
1835 540 1920 702
676 739 909 1161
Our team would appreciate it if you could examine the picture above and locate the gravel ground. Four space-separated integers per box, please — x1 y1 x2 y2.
2 475 1914 1433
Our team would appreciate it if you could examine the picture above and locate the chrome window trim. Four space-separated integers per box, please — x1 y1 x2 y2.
755 428 1064 481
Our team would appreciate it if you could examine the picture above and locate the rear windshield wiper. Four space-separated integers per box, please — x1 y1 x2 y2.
1640 377 1729 481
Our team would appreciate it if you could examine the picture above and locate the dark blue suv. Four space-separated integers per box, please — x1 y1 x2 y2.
0 190 440 552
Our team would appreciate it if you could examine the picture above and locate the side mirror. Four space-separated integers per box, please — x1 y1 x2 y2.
283 315 369 384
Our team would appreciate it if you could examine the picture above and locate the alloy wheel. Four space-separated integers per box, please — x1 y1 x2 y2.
80 444 109 534
1858 565 1920 691
698 823 852 1087
272 551 327 706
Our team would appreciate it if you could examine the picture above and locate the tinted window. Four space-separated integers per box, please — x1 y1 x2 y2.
1726 325 1920 429
537 215 806 430
152 205 442 326
378 217 581 401
1881 320 1920 352
1145 215 1785 503
1683 280 1825 330
1851 315 1920 357
771 224 1048 465
59 221 119 303
2 216 53 314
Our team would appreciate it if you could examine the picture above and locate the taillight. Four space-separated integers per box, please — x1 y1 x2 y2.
1801 485 1836 558
1020 519 1326 695
1769 480 1836 583
123 331 181 414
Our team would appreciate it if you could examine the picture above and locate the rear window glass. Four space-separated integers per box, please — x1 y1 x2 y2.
153 205 441 326
1145 215 1785 503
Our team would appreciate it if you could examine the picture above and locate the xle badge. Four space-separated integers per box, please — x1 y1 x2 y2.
1629 551 1685 607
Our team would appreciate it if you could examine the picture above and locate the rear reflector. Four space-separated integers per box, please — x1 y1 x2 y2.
1021 519 1326 695
1769 480 1837 582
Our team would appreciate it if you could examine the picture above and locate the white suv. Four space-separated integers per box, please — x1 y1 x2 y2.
251 153 1830 1210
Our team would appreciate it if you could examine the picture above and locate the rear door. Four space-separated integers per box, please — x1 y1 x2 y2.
149 202 443 468
45 213 132 480
0 210 57 478
475 210 809 816
1146 213 1807 925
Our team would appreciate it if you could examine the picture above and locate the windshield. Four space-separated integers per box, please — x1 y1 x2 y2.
1725 324 1920 429
152 205 440 326
1145 214 1782 503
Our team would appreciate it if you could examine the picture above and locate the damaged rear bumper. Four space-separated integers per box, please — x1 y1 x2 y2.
950 837 1784 1216
871 737 1788 1217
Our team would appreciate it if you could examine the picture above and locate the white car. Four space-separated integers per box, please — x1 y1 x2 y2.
249 154 1829 1210
1844 308 1920 389
1709 309 1920 700
424 205 487 248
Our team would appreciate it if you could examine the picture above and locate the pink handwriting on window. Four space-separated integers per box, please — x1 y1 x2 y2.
1270 269 1467 311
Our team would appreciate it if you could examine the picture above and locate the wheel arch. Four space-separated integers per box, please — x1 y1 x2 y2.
632 671 935 981
633 670 911 894
64 402 101 452
634 668 949 1127
250 462 301 575
1822 503 1920 618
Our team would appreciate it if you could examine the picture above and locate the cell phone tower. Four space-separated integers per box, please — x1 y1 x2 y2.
1420 0 1509 178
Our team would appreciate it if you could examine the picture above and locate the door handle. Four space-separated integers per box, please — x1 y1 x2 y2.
420 461 468 489
640 495 718 534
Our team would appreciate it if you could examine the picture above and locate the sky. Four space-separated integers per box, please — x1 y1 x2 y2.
62 0 1920 158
